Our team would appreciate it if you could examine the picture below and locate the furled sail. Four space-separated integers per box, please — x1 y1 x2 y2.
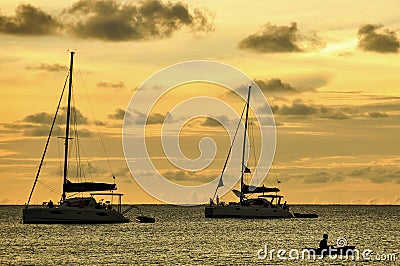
64 180 116 192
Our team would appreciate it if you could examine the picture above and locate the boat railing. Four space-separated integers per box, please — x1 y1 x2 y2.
91 193 124 213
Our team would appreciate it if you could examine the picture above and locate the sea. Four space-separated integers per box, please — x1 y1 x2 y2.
0 205 399 265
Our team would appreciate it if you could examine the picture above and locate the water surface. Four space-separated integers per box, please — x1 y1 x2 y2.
1 205 399 265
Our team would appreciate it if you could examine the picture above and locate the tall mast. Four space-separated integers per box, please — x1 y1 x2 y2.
62 51 74 201
240 86 251 203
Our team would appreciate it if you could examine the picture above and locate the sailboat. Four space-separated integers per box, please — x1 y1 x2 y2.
22 52 129 224
205 86 293 218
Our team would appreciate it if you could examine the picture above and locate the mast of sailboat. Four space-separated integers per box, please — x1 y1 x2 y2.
62 51 74 201
240 85 251 203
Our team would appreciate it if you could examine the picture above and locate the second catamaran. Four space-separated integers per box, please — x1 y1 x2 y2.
205 85 293 218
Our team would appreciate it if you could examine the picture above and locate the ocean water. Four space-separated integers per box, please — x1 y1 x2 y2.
1 205 399 265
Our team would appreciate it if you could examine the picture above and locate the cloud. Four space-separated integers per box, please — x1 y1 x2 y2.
2 122 61 137
146 112 168 124
109 108 167 124
289 167 400 184
97 81 125 89
26 63 68 72
0 1 213 41
357 24 400 53
61 107 90 125
348 167 400 184
108 108 127 120
22 112 54 124
302 171 344 184
319 107 350 120
162 170 215 183
61 0 214 41
0 4 60 35
94 120 107 126
255 79 297 94
279 101 319 116
201 116 227 127
2 107 92 137
238 22 325 53
275 99 350 119
368 111 389 118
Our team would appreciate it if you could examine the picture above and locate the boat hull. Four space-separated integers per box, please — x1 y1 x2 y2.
22 207 129 224
205 205 293 218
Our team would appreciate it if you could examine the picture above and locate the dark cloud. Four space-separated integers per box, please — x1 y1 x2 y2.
255 79 297 94
238 22 325 53
358 24 400 53
97 81 125 89
320 111 349 120
271 98 400 120
228 78 312 101
108 108 127 120
22 112 54 124
368 111 389 118
111 109 168 124
146 112 168 124
274 99 350 119
94 120 107 126
2 122 60 137
61 0 214 41
2 122 93 137
279 101 319 116
302 171 344 184
24 125 61 137
2 107 92 137
61 107 90 125
348 167 400 184
0 1 213 41
201 116 227 127
0 4 60 35
292 167 400 184
26 63 68 72
162 170 215 183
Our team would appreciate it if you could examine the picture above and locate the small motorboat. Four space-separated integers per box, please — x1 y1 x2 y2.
294 213 318 218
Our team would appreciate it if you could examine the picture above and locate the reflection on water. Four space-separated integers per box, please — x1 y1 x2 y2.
1 205 399 265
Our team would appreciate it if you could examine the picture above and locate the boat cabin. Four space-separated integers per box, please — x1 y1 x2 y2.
60 197 96 208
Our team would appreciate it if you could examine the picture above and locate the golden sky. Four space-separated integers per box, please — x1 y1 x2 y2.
1 0 400 204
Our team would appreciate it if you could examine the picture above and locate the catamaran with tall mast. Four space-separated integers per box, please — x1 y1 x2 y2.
205 86 293 218
22 52 129 223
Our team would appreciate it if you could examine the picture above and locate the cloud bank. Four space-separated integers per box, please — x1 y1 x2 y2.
238 22 325 53
0 4 60 35
0 0 214 41
358 24 400 53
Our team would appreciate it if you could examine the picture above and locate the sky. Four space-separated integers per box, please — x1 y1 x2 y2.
0 0 400 205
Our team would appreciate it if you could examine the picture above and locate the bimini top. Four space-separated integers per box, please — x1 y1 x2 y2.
64 180 116 193
242 184 280 194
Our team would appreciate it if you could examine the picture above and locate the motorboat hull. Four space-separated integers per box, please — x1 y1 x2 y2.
22 207 129 224
205 205 293 218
